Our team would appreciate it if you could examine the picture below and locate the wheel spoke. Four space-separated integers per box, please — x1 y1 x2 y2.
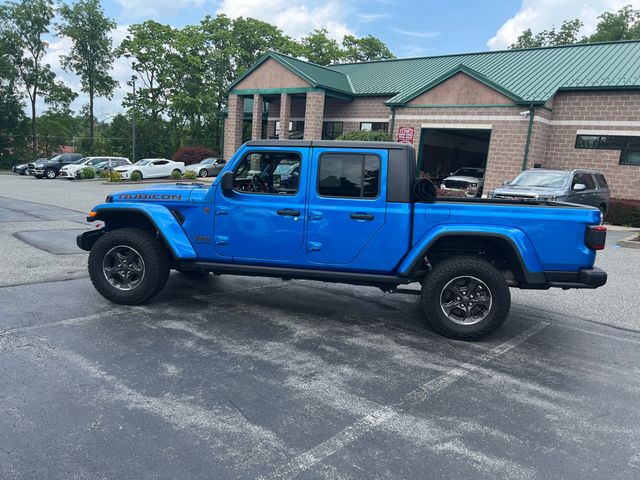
440 275 493 326
102 245 145 291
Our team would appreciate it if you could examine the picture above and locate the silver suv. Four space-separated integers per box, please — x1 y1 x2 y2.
489 169 610 220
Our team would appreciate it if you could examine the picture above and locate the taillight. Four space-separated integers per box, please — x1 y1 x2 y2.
586 225 607 250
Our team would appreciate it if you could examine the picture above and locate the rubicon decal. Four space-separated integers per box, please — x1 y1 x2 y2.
119 194 183 200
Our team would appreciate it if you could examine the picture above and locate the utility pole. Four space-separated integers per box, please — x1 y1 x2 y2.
131 76 137 163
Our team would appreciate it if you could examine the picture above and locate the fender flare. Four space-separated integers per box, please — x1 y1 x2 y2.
87 203 197 259
398 225 545 284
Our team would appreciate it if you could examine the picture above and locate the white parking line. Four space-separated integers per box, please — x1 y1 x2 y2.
261 321 548 480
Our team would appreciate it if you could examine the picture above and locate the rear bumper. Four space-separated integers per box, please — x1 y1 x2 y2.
544 267 607 289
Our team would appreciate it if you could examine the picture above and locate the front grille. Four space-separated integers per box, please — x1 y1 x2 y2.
444 180 469 189
27 163 35 169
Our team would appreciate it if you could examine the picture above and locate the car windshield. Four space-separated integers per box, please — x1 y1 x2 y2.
274 160 299 175
202 158 216 165
510 171 569 188
453 168 484 177
133 160 152 166
49 155 62 162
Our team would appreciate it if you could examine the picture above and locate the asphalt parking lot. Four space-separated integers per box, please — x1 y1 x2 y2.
1 173 640 479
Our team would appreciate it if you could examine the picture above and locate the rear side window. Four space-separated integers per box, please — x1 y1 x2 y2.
594 174 609 189
318 153 380 198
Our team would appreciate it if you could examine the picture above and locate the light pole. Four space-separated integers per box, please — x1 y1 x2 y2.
131 76 137 163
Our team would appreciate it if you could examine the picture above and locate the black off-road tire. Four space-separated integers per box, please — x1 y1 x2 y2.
88 228 170 305
421 256 511 340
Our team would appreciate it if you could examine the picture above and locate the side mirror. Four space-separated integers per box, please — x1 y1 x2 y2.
220 171 234 194
501 179 511 186
573 183 586 191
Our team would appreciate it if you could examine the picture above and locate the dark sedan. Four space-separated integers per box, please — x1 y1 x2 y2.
13 158 46 175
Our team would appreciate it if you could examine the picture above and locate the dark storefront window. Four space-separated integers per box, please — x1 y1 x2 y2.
575 134 640 166
322 122 343 140
360 122 389 132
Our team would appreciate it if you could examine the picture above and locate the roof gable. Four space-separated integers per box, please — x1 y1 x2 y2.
399 66 520 106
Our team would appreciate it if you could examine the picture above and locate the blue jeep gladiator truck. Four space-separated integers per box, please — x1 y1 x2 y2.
78 140 607 340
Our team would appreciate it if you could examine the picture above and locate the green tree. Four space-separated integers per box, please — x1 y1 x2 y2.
511 19 583 48
587 5 640 42
117 21 174 122
0 0 76 149
58 0 118 151
0 24 25 165
301 29 343 65
342 34 395 62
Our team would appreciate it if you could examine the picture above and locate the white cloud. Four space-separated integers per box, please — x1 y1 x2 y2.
488 0 640 50
392 27 439 39
217 0 354 40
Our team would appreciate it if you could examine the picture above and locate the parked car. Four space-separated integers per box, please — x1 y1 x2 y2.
489 169 610 221
12 159 44 175
28 153 83 179
60 156 130 179
113 158 185 180
185 158 226 177
78 140 607 341
93 158 132 175
440 167 485 197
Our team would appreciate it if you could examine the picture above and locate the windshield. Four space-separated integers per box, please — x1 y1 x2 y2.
510 171 569 188
49 155 62 162
202 158 216 165
133 160 152 166
453 168 484 177
274 160 299 175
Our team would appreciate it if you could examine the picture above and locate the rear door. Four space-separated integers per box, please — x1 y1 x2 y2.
306 148 386 265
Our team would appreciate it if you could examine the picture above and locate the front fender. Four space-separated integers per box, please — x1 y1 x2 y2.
398 224 544 280
89 202 197 259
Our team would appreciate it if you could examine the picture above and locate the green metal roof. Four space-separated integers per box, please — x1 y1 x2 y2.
230 41 640 106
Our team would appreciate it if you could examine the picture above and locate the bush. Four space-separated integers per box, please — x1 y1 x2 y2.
80 166 96 180
108 171 123 182
170 170 182 180
130 170 142 182
183 170 197 179
606 199 640 227
172 146 218 166
337 130 393 142
99 170 110 179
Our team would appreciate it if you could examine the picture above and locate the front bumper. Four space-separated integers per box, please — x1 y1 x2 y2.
544 267 607 289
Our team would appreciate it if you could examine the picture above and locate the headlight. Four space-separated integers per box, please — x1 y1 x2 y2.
469 183 478 188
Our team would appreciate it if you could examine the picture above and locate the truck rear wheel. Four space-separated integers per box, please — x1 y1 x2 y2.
421 256 510 340
88 228 170 305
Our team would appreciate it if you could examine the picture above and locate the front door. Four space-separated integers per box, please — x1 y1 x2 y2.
214 148 307 262
306 148 387 265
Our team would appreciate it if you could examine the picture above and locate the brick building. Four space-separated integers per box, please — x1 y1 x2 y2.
224 41 640 200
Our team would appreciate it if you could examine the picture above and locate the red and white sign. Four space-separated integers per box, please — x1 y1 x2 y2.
397 126 414 144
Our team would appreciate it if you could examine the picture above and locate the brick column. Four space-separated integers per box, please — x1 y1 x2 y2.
251 94 263 140
279 93 291 139
303 90 325 140
224 94 244 160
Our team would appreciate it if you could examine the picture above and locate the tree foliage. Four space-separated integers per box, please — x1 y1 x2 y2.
337 130 393 142
58 0 117 150
511 5 640 49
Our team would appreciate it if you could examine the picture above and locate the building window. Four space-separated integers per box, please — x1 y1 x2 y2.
575 134 640 166
275 120 305 139
322 122 343 140
317 153 380 198
360 122 389 132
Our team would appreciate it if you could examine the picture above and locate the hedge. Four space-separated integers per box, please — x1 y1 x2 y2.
336 130 393 142
606 199 640 227
172 146 218 166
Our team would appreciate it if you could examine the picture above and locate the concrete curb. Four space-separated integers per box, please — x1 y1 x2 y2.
618 235 640 249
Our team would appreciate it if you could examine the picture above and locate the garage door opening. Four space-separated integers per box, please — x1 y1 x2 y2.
418 128 491 193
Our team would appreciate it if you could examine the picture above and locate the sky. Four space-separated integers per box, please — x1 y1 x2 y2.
32 0 640 119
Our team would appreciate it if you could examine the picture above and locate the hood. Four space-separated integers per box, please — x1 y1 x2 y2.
110 183 208 204
444 175 484 183
493 185 566 197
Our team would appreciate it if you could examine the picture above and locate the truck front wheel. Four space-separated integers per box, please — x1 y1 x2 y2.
421 256 510 340
88 228 170 305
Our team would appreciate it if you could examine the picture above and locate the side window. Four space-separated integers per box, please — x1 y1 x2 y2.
232 151 301 195
318 153 381 199
593 174 608 189
572 173 595 190
154 160 169 166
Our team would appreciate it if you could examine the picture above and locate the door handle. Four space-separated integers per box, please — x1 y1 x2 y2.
277 209 300 217
350 213 374 221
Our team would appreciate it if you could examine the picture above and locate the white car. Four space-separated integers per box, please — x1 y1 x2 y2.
440 167 485 197
60 156 130 179
114 158 185 180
